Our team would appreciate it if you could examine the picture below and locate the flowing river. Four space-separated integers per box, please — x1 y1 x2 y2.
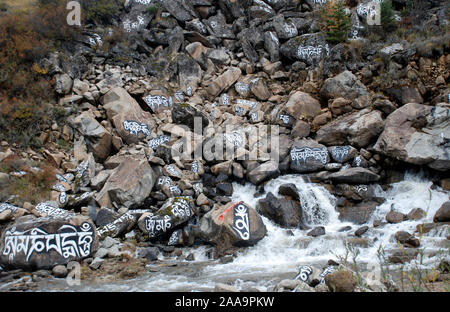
22 172 450 292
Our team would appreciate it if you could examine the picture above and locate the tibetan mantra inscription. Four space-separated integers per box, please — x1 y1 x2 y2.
2 222 95 263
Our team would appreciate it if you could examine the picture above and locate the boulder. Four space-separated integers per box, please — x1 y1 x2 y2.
97 212 137 239
96 154 156 209
138 197 195 238
247 160 280 185
320 70 371 108
374 104 450 172
324 271 356 292
54 73 73 95
171 102 210 131
434 202 450 223
257 192 302 228
101 87 156 145
0 203 28 222
69 111 112 161
338 201 378 225
328 146 358 163
327 168 380 184
0 215 98 270
280 33 329 66
206 67 241 97
289 139 329 173
284 91 321 119
307 226 325 237
199 201 267 248
386 210 407 224
316 109 385 148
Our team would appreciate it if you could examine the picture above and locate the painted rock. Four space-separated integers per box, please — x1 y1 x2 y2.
97 212 137 239
198 201 267 247
289 139 330 173
138 197 195 238
0 215 98 270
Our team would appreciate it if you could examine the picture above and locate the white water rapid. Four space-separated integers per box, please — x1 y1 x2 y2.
39 172 449 292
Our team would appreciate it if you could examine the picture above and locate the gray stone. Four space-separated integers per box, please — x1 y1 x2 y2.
327 168 380 184
434 202 450 223
52 265 68 278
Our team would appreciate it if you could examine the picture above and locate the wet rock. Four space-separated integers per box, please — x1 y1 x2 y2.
328 168 380 184
354 226 369 237
257 192 302 228
373 104 450 172
199 201 267 248
307 226 325 237
386 210 407 224
289 139 330 173
324 271 356 292
407 208 425 221
434 202 450 223
96 154 156 209
278 184 300 200
140 247 159 261
214 283 238 292
388 248 419 264
0 215 98 270
138 197 195 238
338 201 378 225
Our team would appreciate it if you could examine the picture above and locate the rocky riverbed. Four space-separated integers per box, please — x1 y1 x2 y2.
0 0 449 292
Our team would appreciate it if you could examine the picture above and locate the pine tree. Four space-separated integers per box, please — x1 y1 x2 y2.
381 0 397 33
320 0 351 44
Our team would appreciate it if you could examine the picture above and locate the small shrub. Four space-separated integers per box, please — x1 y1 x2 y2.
82 0 122 25
381 0 397 33
320 0 351 44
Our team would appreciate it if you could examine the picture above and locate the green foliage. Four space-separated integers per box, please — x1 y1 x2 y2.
83 0 122 24
146 4 161 15
380 0 397 33
320 0 351 44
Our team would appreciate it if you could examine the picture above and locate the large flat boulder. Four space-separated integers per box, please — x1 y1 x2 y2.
374 103 450 171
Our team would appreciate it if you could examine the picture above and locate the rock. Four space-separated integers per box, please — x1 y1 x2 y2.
101 87 156 145
205 12 234 39
278 184 300 200
52 265 68 278
324 271 356 292
291 120 310 138
328 146 358 163
394 231 412 244
284 91 321 119
280 33 329 65
373 103 450 172
96 154 156 209
264 31 280 62
54 73 73 95
69 111 112 161
140 247 159 261
386 210 407 224
89 257 104 270
338 201 378 225
257 192 302 228
388 248 419 264
171 102 209 131
434 202 450 223
247 160 280 185
101 237 119 249
97 212 137 239
307 226 325 237
138 197 195 238
162 0 197 22
199 201 267 248
320 70 370 108
95 207 117 227
275 279 303 292
327 168 380 184
289 139 329 173
316 109 385 148
0 215 98 270
214 283 238 292
216 183 233 196
330 98 353 116
354 226 369 237
206 67 241 97
407 208 425 221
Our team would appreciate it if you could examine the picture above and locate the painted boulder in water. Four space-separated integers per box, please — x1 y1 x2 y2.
198 201 267 248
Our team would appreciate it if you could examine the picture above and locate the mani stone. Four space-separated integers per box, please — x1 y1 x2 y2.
198 201 267 249
289 139 330 173
0 216 98 270
137 196 195 238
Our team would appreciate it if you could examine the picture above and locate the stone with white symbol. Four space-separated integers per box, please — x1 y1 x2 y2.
97 212 137 239
280 33 329 65
101 87 156 145
0 203 28 222
289 139 330 173
328 146 358 163
163 164 183 179
0 215 98 270
199 201 267 249
138 197 195 238
272 14 298 40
